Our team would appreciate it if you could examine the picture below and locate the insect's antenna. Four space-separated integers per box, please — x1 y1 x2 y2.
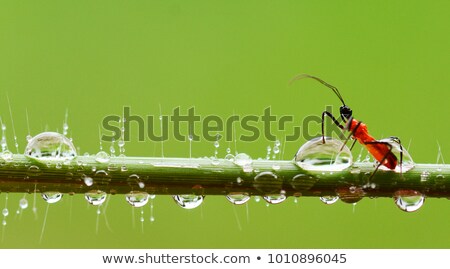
290 74 346 106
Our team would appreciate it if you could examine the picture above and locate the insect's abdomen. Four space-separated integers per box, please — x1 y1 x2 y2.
366 143 398 170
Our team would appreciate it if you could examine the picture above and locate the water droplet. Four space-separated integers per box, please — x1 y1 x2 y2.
94 170 111 184
320 196 339 205
173 194 204 209
2 220 6 226
377 137 415 173
275 140 281 147
224 154 235 162
121 165 128 172
24 132 76 161
1 150 13 162
226 147 231 154
2 208 9 217
214 141 220 148
138 182 145 189
234 153 252 166
26 135 32 142
19 198 28 209
272 164 281 170
84 176 93 186
95 151 110 163
41 192 63 204
273 146 280 154
394 190 425 212
236 177 243 184
294 137 353 171
27 165 41 176
336 186 365 204
210 157 220 165
125 191 150 207
226 193 250 205
55 162 62 169
254 171 281 193
84 190 107 206
150 216 155 222
263 193 286 204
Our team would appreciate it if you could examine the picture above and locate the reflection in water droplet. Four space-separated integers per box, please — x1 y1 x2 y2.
394 190 425 212
41 192 63 204
95 151 110 163
294 137 352 171
2 208 8 217
19 198 28 209
24 132 76 161
173 194 204 209
377 137 415 173
125 191 150 207
84 190 107 206
263 193 286 204
226 193 250 205
319 196 339 205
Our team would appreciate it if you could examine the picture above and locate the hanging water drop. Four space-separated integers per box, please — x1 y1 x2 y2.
394 190 425 212
173 194 204 209
41 192 63 204
84 190 107 206
2 208 8 217
263 194 286 205
125 191 150 207
24 132 77 161
226 193 250 205
319 196 339 205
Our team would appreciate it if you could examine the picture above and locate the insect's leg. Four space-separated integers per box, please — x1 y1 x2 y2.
390 136 403 176
349 139 358 151
321 111 344 144
339 118 361 151
363 140 394 182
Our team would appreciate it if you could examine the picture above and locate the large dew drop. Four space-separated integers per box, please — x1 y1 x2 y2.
24 132 77 161
226 192 250 205
125 191 150 207
173 194 204 209
294 137 352 171
84 190 107 206
376 137 415 173
394 190 425 212
41 192 63 204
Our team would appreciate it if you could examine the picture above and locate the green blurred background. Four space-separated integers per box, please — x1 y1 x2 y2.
0 0 449 248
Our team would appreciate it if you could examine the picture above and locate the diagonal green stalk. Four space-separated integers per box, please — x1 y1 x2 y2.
0 155 448 199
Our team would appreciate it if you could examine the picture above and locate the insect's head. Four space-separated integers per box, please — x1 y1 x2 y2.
340 105 352 121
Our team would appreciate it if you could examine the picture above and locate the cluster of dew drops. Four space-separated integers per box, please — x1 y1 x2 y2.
0 116 434 232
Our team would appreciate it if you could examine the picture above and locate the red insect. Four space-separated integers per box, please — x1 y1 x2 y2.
291 74 403 177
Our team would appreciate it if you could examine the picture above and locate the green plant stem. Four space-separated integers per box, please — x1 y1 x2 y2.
0 155 448 199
